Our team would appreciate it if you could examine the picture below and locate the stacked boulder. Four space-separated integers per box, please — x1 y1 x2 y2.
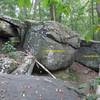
23 21 79 71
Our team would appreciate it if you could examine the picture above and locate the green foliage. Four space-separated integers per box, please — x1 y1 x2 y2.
79 77 100 100
57 2 71 16
17 0 31 8
0 0 17 17
0 0 99 41
82 32 93 42
86 94 97 100
96 0 100 3
68 69 79 81
1 41 16 53
41 0 62 7
17 0 32 20
40 0 71 21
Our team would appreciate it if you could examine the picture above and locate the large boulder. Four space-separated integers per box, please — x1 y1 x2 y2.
23 21 79 71
75 40 100 71
0 74 82 100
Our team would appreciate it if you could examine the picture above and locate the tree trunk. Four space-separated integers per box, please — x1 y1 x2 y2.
95 1 100 40
96 1 100 19
39 2 42 21
56 0 64 22
91 0 95 39
32 0 38 19
50 4 56 21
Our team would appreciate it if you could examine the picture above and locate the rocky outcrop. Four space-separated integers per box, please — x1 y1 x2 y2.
23 21 79 71
0 16 81 71
0 51 35 74
0 74 82 100
12 54 35 75
75 40 100 71
0 16 80 71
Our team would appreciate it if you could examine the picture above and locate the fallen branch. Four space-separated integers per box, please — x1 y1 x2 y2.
35 59 56 79
81 38 100 44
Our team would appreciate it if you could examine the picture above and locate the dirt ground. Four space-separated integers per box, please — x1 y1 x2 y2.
53 62 98 94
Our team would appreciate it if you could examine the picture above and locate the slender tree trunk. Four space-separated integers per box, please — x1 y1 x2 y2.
70 14 74 30
50 4 56 21
91 0 95 39
96 0 100 40
56 0 64 22
96 1 100 20
57 13 62 22
39 2 42 21
33 1 37 19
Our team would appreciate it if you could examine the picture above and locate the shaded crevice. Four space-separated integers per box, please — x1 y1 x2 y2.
32 63 49 75
47 34 78 49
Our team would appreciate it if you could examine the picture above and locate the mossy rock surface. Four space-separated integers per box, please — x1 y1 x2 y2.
23 21 79 71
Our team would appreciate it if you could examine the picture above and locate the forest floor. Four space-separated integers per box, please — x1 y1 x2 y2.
53 62 98 94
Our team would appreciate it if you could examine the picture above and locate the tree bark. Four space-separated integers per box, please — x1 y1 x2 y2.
91 0 95 39
96 1 100 19
39 2 42 21
50 4 56 21
95 1 100 40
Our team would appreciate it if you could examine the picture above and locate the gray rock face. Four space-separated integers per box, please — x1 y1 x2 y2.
0 74 81 100
75 41 100 71
24 21 79 71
